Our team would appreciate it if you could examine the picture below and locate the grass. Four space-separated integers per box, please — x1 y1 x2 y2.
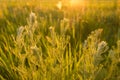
0 0 120 80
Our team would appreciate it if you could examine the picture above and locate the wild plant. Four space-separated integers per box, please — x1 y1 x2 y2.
0 12 120 80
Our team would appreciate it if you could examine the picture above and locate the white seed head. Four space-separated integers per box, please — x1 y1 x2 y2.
92 29 103 40
29 12 36 25
17 26 24 36
98 41 107 48
97 41 108 54
83 40 88 48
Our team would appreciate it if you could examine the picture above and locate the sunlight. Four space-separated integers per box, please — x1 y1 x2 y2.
56 1 62 10
70 0 84 7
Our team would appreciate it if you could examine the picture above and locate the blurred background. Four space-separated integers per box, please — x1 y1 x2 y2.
0 0 120 47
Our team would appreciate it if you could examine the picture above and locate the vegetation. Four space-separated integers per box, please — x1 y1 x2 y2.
0 0 120 80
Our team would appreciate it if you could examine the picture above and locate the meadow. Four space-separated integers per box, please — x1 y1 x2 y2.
0 0 120 80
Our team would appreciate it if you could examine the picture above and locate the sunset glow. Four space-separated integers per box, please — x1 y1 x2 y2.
56 1 62 10
70 0 84 7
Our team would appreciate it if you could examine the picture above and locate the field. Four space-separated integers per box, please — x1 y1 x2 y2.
0 0 120 80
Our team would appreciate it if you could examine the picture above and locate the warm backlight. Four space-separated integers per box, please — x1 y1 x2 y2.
56 1 62 10
70 0 84 7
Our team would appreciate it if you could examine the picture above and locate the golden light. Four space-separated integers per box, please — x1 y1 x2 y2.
56 1 62 10
70 0 84 7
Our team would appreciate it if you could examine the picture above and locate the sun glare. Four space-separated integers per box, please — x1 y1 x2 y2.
70 0 84 7
56 1 62 10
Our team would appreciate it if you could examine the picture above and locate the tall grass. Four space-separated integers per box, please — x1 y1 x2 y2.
0 1 120 80
0 11 120 80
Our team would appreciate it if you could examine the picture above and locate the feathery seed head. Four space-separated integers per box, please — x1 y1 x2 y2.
29 12 37 25
97 41 109 54
17 26 24 36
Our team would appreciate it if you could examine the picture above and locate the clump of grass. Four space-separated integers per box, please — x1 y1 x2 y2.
0 12 120 80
